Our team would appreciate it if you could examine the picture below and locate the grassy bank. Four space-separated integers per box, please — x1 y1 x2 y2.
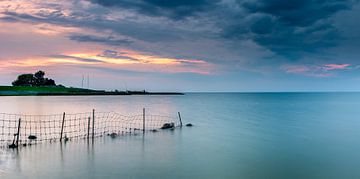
0 86 183 96
0 86 103 96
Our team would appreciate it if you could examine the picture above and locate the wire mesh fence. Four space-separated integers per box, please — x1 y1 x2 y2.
0 109 182 148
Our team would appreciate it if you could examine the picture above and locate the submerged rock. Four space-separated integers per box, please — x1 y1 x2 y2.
110 133 117 138
8 143 17 148
64 135 69 142
185 123 193 127
28 135 37 140
161 123 175 129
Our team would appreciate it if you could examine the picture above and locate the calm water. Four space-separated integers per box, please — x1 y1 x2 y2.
1 93 360 178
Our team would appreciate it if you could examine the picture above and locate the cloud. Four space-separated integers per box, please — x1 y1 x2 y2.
221 0 357 58
2 0 358 62
88 0 360 60
47 55 104 63
241 0 352 26
40 49 215 75
1 0 360 78
282 65 310 74
323 63 350 70
98 50 139 61
282 63 352 77
89 0 220 20
0 10 187 43
69 34 133 46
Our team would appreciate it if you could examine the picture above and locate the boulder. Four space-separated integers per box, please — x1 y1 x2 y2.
110 133 117 138
8 143 17 148
28 135 37 140
64 135 69 142
161 123 175 129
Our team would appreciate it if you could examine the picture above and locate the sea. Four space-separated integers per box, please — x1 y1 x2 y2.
0 92 360 178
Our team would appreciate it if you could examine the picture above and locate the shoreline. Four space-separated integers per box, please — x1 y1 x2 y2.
0 86 184 96
0 93 185 96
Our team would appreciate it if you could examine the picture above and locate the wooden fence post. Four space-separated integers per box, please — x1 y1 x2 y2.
60 112 65 141
178 112 183 127
87 117 91 139
15 118 21 147
143 108 145 133
92 109 95 139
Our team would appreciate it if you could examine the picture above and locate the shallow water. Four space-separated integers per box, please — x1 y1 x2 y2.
1 93 360 178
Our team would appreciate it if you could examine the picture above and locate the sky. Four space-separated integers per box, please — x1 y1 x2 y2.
0 0 360 92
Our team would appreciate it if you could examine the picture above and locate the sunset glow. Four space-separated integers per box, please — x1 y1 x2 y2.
1 0 360 91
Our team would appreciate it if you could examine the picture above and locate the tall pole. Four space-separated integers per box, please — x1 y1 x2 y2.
15 118 21 147
87 75 90 89
60 112 65 141
143 108 145 133
87 117 91 139
81 75 84 88
178 112 183 127
92 109 95 139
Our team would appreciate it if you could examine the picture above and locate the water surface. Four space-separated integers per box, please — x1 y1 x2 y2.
1 93 360 178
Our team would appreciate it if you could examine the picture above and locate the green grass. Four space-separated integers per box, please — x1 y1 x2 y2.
0 86 183 96
0 86 101 95
0 86 96 92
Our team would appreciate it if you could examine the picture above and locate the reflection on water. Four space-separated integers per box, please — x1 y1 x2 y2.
0 96 180 115
1 125 182 178
1 93 360 178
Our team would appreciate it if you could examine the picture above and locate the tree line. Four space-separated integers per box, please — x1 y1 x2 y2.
12 71 57 87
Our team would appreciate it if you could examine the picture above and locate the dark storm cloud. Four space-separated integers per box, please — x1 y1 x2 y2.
241 0 352 26
0 11 186 43
89 0 220 19
88 0 359 58
0 11 72 26
221 0 357 58
1 0 359 64
69 34 133 46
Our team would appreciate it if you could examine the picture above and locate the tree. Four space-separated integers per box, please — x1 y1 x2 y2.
12 74 35 86
34 70 45 79
44 78 56 86
12 70 57 86
34 70 45 86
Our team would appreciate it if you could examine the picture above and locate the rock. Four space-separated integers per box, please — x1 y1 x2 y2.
185 123 193 127
64 135 69 142
28 135 37 140
150 129 158 132
161 123 175 129
8 143 17 148
110 133 117 138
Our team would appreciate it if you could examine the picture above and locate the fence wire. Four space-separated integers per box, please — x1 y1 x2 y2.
0 111 181 147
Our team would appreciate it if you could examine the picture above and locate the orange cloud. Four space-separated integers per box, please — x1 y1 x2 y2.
0 49 214 75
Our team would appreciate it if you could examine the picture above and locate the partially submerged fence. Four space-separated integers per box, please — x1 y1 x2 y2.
0 109 183 148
